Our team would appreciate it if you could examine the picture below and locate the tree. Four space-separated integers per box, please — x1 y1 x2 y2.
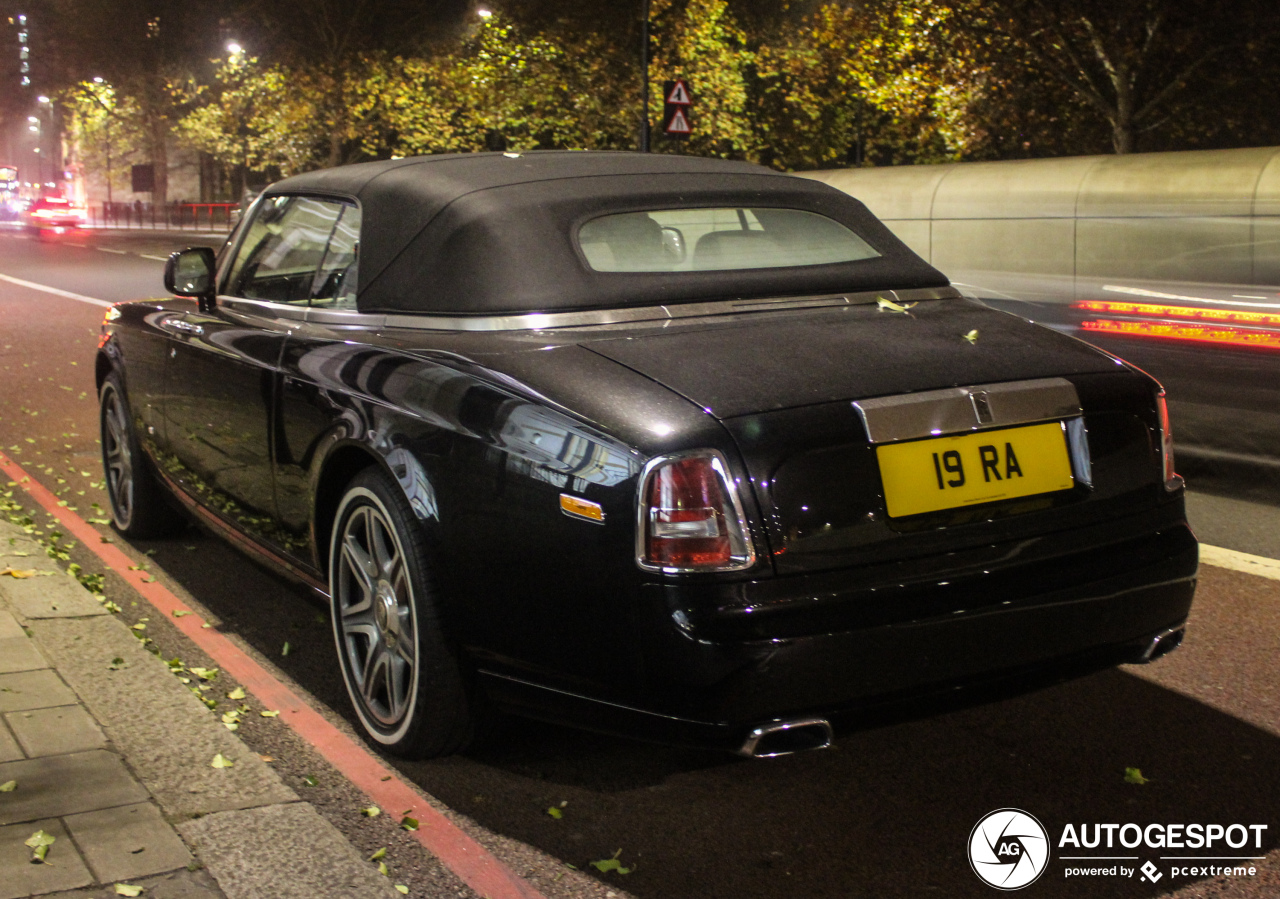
752 1 977 170
349 12 638 158
173 52 321 197
951 0 1280 154
43 0 222 202
648 0 758 159
61 80 147 202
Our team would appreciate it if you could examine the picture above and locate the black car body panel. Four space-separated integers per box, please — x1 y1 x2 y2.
97 152 1196 755
581 301 1122 418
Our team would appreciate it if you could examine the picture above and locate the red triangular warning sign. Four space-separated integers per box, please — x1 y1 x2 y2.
666 80 691 105
665 108 692 136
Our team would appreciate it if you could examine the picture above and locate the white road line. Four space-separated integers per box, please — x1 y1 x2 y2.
1199 544 1280 581
0 272 114 308
141 254 169 262
97 247 128 255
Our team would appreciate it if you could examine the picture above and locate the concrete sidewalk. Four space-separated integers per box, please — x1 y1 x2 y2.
0 520 405 899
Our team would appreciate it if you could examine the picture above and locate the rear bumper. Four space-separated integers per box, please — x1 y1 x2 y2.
484 503 1197 750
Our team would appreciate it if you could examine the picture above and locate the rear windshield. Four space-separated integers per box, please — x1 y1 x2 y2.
578 207 881 273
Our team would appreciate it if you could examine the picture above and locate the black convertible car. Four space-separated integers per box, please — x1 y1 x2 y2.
97 152 1196 758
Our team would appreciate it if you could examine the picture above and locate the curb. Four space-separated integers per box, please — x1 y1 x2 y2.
0 518 404 899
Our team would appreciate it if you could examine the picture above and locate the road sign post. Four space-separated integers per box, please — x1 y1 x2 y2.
662 78 692 140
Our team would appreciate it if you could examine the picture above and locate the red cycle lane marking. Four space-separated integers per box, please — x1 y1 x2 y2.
0 451 548 899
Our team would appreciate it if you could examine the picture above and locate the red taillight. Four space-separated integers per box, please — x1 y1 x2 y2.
1157 389 1177 489
639 452 754 572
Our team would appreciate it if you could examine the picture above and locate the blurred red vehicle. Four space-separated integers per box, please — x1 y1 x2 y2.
25 195 86 231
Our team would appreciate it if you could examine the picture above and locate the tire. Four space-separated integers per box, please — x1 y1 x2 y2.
99 372 185 538
329 468 475 758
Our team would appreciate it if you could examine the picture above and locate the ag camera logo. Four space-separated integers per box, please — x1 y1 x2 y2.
969 808 1050 890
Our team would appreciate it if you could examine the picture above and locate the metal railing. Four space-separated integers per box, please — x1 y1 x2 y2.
91 202 239 232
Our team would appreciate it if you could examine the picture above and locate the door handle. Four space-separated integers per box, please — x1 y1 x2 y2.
164 317 205 336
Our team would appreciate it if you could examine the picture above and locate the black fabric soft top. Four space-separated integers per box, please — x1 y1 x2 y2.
266 151 949 316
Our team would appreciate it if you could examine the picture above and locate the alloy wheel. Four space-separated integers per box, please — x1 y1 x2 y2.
101 386 134 527
334 501 419 729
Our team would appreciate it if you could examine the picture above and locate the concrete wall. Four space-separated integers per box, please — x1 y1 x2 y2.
803 146 1280 297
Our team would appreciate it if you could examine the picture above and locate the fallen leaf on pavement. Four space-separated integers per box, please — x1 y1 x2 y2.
590 849 632 875
0 567 37 578
210 753 234 769
360 806 381 817
113 884 144 896
227 686 246 700
25 829 55 863
1124 767 1149 785
0 780 16 792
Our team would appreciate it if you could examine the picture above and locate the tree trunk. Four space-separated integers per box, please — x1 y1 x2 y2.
1109 64 1136 154
151 126 169 204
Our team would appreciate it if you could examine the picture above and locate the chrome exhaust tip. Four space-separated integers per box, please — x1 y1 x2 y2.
737 717 834 758
1138 626 1185 663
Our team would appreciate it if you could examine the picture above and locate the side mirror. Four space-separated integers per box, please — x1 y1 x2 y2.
164 247 217 311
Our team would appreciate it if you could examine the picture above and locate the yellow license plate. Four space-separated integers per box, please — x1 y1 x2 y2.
877 421 1074 518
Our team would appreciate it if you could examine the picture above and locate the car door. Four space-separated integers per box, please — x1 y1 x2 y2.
159 195 353 556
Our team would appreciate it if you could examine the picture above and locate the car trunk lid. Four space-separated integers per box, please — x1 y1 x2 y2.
580 298 1120 418
582 299 1167 576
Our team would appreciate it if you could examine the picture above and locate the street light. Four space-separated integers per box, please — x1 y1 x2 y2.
36 96 53 187
477 7 492 18
226 40 243 56
639 0 651 152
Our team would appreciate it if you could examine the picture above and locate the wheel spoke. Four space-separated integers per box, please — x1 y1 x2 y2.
371 516 399 580
343 619 379 644
360 640 389 706
386 654 409 720
340 520 377 604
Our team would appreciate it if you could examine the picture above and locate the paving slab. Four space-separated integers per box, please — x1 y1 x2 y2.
178 802 403 899
0 668 77 713
22 616 296 820
65 801 195 883
34 868 226 899
3 570 110 619
0 749 150 826
0 610 46 674
0 719 22 762
0 817 93 899
5 704 106 757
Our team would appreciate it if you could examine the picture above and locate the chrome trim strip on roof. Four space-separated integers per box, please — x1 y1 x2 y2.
379 286 961 332
853 377 1082 444
215 285 960 332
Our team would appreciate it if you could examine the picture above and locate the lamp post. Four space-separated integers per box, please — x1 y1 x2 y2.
27 117 41 186
640 0 650 152
36 96 53 189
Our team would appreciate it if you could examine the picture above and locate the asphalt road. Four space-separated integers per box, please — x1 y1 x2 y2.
2 227 1278 899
